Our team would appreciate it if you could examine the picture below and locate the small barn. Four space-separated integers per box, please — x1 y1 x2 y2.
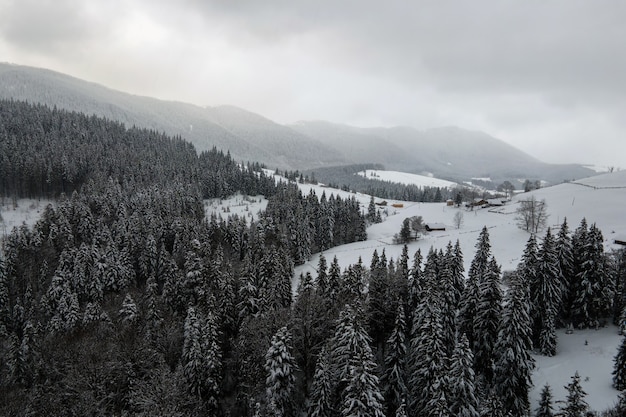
487 198 505 207
614 235 626 246
391 203 404 208
376 200 388 206
425 223 446 232
446 199 454 206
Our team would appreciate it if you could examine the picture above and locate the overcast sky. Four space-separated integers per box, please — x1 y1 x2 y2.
1 0 625 168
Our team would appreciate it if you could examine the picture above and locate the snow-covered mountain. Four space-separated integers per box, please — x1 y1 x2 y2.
0 63 595 184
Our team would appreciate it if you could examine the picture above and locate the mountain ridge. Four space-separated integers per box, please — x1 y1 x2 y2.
0 62 595 184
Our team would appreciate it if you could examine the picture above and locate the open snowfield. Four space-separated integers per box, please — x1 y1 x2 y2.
0 198 51 239
358 169 458 189
204 193 268 223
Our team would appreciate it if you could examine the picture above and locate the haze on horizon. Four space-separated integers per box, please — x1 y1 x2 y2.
1 0 625 169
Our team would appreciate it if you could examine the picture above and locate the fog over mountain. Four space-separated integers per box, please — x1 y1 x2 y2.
0 63 595 185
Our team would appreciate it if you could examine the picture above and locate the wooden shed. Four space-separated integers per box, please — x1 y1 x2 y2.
425 223 446 232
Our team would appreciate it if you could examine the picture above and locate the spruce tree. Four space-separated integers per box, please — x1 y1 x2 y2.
535 384 554 417
341 348 386 417
558 371 588 417
613 335 626 390
535 228 561 356
493 279 534 416
473 257 502 384
449 334 480 417
557 218 575 325
309 347 335 417
265 326 297 417
382 304 408 416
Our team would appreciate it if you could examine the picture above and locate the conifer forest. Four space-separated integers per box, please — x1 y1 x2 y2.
1 99 626 416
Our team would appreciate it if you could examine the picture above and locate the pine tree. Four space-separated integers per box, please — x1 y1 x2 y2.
449 334 480 417
613 335 626 390
557 218 575 325
382 304 407 416
535 384 554 417
182 306 222 409
473 257 502 384
408 298 449 416
493 279 534 416
341 348 386 417
118 293 138 325
535 228 561 356
265 326 297 417
558 371 588 417
309 347 335 417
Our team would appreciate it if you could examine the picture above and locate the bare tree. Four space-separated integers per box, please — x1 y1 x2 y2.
515 196 548 234
410 215 424 239
497 181 515 200
453 211 464 229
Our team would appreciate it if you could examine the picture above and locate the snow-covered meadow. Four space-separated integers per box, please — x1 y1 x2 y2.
358 169 458 189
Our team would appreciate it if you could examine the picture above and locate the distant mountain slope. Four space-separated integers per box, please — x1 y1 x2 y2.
292 121 595 185
0 63 342 170
0 63 595 183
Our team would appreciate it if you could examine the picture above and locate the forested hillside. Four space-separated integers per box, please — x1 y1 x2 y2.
1 99 624 416
0 100 366 416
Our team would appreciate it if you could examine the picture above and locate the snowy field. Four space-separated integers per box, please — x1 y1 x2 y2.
0 198 52 239
204 193 268 223
357 169 458 189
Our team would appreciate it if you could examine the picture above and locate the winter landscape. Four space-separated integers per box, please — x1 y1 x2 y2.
2 1 626 416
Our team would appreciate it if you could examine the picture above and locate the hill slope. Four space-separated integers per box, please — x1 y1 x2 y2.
0 63 596 183
292 121 595 185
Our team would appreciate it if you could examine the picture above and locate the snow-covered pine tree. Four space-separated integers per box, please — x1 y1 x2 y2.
558 371 588 417
118 293 138 325
557 218 575 325
182 306 222 409
341 347 386 417
493 278 534 416
449 334 480 417
535 384 554 417
535 228 561 356
382 304 408 416
613 335 626 390
308 346 335 417
408 296 449 416
460 227 493 348
265 326 297 417
473 257 503 384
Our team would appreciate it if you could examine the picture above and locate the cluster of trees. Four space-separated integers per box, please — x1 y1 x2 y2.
0 100 368 415
1 99 625 415
0 98 277 201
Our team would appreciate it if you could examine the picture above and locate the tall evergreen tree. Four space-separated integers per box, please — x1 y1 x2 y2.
558 371 588 417
535 384 555 417
473 257 502 384
493 279 535 416
308 347 335 417
341 348 386 417
535 228 561 356
449 334 480 417
382 304 408 417
557 218 575 325
613 335 626 390
265 326 297 417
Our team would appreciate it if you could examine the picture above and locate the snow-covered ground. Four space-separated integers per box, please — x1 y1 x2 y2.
357 169 458 189
0 198 51 239
530 325 622 413
204 193 268 223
